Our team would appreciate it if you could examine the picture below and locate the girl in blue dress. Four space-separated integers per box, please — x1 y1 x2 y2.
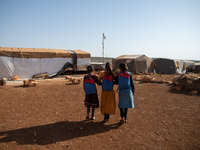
114 63 134 123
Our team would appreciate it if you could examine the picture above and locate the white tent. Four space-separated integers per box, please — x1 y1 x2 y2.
0 47 90 79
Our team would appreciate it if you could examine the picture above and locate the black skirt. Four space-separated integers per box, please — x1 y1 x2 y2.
84 93 99 109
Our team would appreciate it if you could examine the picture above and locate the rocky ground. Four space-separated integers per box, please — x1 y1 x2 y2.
0 74 200 150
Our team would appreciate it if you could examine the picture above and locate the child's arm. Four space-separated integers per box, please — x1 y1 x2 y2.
130 74 135 94
93 75 102 85
83 76 86 92
98 71 104 82
113 74 119 85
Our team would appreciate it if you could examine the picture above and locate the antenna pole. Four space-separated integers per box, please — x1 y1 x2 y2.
102 33 106 64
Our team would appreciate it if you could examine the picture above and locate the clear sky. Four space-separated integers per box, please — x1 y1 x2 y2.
0 0 200 60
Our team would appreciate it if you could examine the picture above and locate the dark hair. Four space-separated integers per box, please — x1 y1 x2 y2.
119 63 128 72
105 62 114 78
87 65 94 79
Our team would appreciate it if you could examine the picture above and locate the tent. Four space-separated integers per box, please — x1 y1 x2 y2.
0 47 90 79
195 63 200 73
112 55 156 73
153 58 195 74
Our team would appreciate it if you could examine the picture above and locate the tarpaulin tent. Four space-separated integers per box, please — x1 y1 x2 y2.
195 63 200 73
153 58 195 74
112 55 156 73
0 47 90 79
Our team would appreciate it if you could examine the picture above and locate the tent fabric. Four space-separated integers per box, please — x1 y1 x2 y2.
0 47 90 79
195 63 200 73
0 47 90 58
153 58 195 74
112 55 156 73
0 57 90 79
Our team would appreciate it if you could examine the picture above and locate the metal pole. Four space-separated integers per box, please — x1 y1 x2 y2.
102 33 105 64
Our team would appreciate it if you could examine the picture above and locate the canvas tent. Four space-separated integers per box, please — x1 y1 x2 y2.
195 63 200 73
0 47 90 79
153 58 195 74
112 55 156 73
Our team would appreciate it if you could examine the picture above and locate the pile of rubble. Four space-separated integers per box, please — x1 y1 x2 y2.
65 76 83 84
134 75 172 84
23 79 37 87
0 78 7 86
172 74 200 94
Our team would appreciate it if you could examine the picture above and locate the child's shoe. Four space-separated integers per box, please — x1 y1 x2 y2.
91 116 95 120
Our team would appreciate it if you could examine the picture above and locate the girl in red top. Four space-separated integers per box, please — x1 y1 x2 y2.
83 65 102 120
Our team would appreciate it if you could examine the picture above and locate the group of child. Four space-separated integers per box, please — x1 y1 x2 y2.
83 62 134 123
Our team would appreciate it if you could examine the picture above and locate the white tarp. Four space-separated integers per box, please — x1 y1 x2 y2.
0 56 90 79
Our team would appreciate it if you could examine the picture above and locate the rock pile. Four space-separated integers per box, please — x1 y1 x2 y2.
0 78 7 86
135 75 168 84
172 74 200 94
65 76 83 84
23 79 37 87
11 75 20 80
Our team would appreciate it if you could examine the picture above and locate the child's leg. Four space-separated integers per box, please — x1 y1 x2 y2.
86 108 90 119
119 108 124 119
107 114 110 121
92 109 95 118
104 114 110 121
104 114 107 120
124 108 128 120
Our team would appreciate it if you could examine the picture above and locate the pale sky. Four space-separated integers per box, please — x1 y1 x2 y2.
0 0 200 60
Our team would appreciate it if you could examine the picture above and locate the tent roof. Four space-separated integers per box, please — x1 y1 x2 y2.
0 47 90 58
116 55 145 59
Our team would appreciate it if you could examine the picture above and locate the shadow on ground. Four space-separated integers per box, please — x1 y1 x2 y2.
0 120 122 145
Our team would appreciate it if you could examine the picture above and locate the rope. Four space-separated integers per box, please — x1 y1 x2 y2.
19 48 29 78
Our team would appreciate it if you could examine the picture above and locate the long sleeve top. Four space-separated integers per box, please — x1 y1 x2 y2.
113 72 135 93
84 74 102 85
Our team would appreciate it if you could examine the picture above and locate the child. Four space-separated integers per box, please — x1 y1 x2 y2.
114 63 134 123
99 62 116 122
83 65 102 120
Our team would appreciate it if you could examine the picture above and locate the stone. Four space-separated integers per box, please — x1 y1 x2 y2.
65 76 70 79
191 91 198 94
167 81 173 84
142 75 152 82
28 80 37 87
175 86 181 92
150 78 156 82
11 75 20 80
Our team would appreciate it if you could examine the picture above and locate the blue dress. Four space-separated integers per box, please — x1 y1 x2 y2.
114 71 134 108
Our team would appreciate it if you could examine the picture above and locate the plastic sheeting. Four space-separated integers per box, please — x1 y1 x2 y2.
0 56 90 79
153 58 195 74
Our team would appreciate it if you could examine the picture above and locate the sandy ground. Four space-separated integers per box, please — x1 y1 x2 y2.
0 74 200 150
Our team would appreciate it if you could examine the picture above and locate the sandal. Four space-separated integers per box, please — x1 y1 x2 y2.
120 118 125 123
91 117 95 120
103 119 109 122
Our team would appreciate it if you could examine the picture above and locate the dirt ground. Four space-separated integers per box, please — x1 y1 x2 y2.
0 74 200 150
